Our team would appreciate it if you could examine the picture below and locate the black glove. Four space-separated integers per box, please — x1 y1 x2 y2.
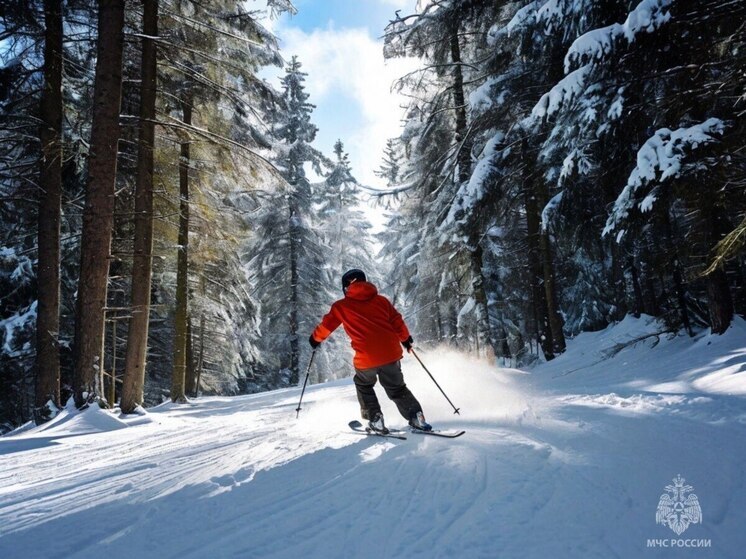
309 335 321 349
402 336 413 352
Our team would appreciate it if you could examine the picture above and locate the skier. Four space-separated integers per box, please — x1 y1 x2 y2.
309 269 431 434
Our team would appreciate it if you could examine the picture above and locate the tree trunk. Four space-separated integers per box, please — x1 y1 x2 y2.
534 173 566 354
447 281 459 346
609 243 627 321
73 0 125 407
640 254 659 316
196 310 205 397
702 188 734 334
185 309 196 396
494 319 512 365
452 27 492 354
108 319 117 404
671 260 692 335
453 278 464 348
171 100 191 403
629 258 643 318
435 290 443 341
35 0 63 421
468 240 494 356
288 194 300 385
449 23 472 186
660 207 692 336
121 0 158 414
706 267 733 334
540 230 566 354
522 140 554 360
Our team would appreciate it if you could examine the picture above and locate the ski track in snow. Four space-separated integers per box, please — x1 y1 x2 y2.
2 316 746 558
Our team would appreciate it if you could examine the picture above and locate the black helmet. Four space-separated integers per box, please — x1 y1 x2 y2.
341 269 366 292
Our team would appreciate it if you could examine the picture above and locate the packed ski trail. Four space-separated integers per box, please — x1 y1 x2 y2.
2 317 746 558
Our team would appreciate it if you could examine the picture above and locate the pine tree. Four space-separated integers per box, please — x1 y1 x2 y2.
0 1 43 427
317 140 377 276
130 0 287 405
383 1 503 357
249 56 334 385
34 0 64 421
120 0 158 413
73 0 126 407
380 0 745 362
375 138 401 187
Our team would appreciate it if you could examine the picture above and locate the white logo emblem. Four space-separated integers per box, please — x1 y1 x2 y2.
656 475 702 535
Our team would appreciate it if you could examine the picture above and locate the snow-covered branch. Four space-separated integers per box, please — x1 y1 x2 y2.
603 118 728 240
564 0 675 73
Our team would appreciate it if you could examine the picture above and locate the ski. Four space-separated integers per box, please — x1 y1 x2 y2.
410 427 465 438
348 420 407 440
349 420 463 439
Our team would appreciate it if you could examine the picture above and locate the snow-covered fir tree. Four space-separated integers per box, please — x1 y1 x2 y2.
380 0 745 365
248 56 335 386
374 138 402 187
381 1 504 357
317 140 377 277
312 140 379 380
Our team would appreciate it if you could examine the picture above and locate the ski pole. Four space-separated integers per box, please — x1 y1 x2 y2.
410 348 460 415
295 349 316 418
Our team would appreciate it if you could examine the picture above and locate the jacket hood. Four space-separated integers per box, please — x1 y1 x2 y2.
345 281 378 301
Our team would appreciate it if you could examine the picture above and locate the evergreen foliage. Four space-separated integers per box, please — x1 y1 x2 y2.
1 0 744 431
379 0 746 363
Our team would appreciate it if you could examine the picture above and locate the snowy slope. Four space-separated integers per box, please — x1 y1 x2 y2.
2 316 746 558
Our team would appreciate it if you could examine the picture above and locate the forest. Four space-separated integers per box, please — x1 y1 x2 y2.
1 0 744 433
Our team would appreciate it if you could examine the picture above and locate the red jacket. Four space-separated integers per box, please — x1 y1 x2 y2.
312 281 411 370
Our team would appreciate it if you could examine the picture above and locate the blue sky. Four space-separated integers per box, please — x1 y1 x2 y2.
256 0 418 188
280 0 406 38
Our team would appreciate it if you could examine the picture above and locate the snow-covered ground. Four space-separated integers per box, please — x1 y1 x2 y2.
2 316 746 558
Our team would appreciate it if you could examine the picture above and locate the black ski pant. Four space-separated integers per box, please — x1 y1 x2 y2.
354 360 422 421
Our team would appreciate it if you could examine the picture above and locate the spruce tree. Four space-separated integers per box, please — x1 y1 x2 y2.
249 57 334 385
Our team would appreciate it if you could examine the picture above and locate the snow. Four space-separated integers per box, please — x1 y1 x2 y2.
457 296 477 324
1 301 37 357
489 0 541 43
564 0 674 72
532 0 675 124
2 315 746 557
535 0 566 29
532 64 592 119
607 88 625 121
443 132 504 227
541 190 563 231
468 77 507 114
559 150 577 184
603 118 727 237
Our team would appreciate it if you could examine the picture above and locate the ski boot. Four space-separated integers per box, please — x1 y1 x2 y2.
367 412 389 435
409 411 432 432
